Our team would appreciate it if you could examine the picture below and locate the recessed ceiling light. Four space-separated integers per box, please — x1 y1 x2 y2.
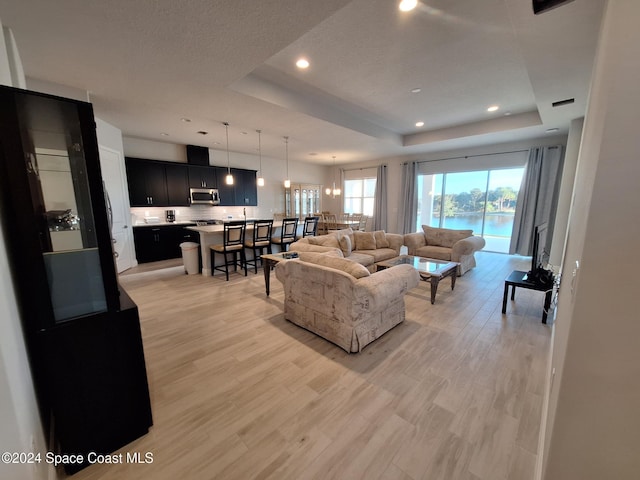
546 128 560 133
296 58 310 69
415 121 424 127
180 117 191 123
504 111 512 116
411 88 422 94
487 105 499 112
160 132 169 137
399 0 418 12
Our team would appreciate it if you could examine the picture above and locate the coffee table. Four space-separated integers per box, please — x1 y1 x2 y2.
261 251 299 296
377 255 459 304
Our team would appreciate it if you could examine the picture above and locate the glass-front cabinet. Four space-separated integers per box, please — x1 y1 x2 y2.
2 89 120 327
0 86 151 474
285 183 322 218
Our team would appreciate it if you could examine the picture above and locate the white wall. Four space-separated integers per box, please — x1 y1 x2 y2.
549 118 583 267
541 1 640 478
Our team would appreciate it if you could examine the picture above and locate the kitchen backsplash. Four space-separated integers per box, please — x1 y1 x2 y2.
130 205 261 224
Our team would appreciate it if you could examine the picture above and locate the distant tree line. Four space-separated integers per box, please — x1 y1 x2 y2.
433 186 518 217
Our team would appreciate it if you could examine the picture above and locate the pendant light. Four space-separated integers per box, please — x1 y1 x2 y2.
327 155 341 197
256 129 265 187
283 136 291 189
223 122 233 185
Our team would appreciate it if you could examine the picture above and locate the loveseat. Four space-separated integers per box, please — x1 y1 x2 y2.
404 225 486 276
290 228 402 272
275 251 419 353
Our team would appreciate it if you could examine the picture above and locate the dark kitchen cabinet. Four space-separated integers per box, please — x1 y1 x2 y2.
125 158 168 206
215 166 235 206
0 86 152 474
188 164 217 189
133 224 197 263
234 168 258 206
165 163 190 206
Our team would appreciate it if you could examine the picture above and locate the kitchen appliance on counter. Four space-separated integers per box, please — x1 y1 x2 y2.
165 209 175 222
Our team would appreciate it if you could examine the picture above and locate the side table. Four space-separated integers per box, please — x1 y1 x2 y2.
261 252 299 296
502 270 554 323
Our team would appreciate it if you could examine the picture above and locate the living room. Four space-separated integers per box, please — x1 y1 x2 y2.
1 1 639 479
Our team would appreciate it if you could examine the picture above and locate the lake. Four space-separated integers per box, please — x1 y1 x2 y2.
432 213 515 237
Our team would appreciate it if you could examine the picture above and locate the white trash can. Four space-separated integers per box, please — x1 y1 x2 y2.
179 242 200 275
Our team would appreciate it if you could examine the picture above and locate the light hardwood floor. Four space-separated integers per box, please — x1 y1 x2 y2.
70 252 551 480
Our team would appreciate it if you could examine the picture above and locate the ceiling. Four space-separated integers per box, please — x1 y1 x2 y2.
0 0 605 164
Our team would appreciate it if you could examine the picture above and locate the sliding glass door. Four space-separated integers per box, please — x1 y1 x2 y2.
417 167 524 253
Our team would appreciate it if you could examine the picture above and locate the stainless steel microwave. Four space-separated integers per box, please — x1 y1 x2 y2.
190 188 220 205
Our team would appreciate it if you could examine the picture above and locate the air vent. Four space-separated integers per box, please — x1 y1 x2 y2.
552 98 575 107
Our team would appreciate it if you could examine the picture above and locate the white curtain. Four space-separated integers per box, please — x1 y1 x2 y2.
510 146 564 255
399 162 418 234
372 165 387 231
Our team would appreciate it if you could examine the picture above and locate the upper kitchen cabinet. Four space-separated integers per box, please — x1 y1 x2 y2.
188 164 217 189
214 166 235 206
233 168 258 206
165 163 190 206
125 157 168 207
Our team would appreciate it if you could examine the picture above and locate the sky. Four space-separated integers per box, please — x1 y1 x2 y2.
427 167 525 194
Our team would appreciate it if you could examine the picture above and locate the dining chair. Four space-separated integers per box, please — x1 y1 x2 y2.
323 213 338 232
244 219 273 274
210 221 247 280
272 217 299 252
358 215 368 231
301 216 319 238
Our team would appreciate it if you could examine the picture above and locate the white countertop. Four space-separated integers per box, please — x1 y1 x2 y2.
186 220 287 234
133 221 196 227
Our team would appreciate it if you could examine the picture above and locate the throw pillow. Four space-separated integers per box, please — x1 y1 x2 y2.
298 252 370 279
339 234 352 256
373 230 390 248
353 231 377 250
308 235 340 249
422 225 441 245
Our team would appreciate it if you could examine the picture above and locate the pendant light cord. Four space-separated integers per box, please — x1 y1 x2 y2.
224 122 230 174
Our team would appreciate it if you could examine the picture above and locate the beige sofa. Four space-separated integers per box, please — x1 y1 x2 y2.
404 225 486 276
290 228 402 272
275 251 419 353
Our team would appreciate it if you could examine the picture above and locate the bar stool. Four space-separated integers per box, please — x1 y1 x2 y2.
272 217 298 252
301 216 319 238
210 221 247 280
244 219 273 274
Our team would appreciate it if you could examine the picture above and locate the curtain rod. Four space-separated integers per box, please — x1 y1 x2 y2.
409 149 530 165
342 164 386 173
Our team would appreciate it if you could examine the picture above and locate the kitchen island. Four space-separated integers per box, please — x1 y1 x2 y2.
186 221 302 276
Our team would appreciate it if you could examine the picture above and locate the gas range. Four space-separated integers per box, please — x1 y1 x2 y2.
190 219 223 225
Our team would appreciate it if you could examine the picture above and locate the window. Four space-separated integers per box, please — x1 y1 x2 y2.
344 178 376 215
417 167 524 253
